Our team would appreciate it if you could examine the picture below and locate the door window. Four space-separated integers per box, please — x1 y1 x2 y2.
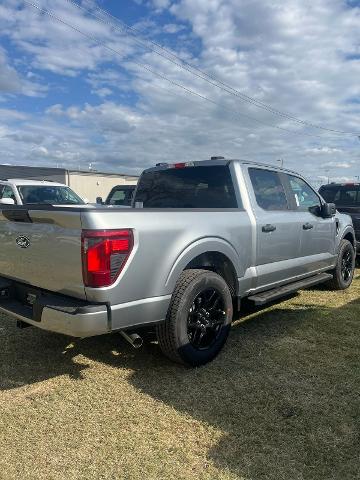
287 175 321 211
248 168 288 210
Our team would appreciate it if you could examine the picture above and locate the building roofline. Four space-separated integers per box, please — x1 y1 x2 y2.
0 164 139 178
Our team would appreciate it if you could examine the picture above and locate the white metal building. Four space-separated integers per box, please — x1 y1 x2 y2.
0 165 138 202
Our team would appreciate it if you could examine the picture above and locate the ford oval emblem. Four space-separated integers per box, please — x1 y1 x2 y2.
16 235 31 249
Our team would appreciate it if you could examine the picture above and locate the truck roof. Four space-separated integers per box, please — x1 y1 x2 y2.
319 183 360 188
145 158 302 177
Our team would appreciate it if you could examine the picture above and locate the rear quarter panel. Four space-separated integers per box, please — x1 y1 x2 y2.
81 209 252 305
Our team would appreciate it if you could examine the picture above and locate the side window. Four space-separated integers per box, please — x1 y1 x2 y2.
109 189 126 205
338 188 359 205
0 186 16 203
287 175 321 211
319 187 339 203
248 168 288 211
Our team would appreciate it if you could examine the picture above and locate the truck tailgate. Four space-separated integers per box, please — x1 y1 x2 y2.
0 207 86 299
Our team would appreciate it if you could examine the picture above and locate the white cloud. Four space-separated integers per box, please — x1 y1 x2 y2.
0 46 45 97
0 0 136 76
163 23 186 34
151 0 171 11
0 47 22 93
0 0 359 184
305 147 344 154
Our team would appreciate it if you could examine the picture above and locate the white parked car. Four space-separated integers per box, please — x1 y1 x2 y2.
0 179 86 206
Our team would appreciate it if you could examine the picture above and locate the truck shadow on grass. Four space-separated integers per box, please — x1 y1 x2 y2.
125 297 360 480
1 296 359 480
0 316 91 390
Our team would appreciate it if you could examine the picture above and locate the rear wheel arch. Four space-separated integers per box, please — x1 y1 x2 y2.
165 238 241 297
184 251 238 297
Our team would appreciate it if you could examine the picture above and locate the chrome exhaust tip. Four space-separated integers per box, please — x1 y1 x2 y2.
120 331 143 349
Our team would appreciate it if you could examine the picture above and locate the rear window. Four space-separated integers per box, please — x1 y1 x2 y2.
320 186 360 205
134 165 238 208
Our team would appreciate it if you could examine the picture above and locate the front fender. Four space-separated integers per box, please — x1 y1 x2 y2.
165 237 242 292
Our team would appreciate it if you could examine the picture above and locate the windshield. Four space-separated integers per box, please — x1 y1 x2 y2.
17 185 85 205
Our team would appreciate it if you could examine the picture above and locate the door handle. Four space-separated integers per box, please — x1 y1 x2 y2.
262 224 276 233
303 223 314 230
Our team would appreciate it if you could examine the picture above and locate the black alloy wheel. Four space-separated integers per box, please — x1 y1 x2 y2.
187 288 226 350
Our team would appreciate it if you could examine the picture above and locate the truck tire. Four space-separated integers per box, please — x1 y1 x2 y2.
156 269 233 367
327 239 355 290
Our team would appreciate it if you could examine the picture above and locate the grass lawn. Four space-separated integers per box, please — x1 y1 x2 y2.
0 273 359 480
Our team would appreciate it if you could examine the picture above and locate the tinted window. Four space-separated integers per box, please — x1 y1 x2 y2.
134 165 238 208
319 187 338 203
107 187 134 206
287 175 321 210
320 186 360 205
249 168 288 210
18 186 84 205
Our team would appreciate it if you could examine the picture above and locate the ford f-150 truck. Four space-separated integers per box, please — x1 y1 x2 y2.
0 159 356 366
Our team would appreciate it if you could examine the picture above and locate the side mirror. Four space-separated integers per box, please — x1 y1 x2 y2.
0 198 15 205
96 196 103 204
321 202 336 218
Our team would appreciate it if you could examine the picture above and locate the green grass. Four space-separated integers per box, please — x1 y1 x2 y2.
1 273 360 480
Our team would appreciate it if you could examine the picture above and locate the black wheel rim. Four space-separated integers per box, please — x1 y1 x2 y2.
341 248 353 282
187 288 226 350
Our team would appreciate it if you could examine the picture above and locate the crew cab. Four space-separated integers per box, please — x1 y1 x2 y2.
0 179 85 206
0 159 356 366
319 182 360 253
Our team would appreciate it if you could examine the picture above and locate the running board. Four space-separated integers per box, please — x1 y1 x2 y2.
248 273 333 306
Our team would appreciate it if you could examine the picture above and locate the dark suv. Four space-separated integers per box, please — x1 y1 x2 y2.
319 183 360 252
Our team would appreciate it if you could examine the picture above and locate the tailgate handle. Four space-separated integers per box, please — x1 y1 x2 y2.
2 209 32 223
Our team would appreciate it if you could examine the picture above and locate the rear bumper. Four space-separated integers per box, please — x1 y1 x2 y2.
0 277 170 337
0 277 109 337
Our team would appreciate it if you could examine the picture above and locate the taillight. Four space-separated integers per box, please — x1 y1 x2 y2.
81 229 133 288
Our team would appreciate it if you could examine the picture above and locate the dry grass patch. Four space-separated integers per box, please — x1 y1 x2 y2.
1 273 360 479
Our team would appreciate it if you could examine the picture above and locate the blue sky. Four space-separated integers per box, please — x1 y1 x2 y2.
0 0 360 183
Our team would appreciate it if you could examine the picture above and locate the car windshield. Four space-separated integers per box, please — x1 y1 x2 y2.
17 185 85 205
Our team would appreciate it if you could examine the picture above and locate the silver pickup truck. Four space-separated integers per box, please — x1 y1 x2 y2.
0 159 356 366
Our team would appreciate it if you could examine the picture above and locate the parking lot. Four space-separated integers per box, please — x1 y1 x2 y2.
0 273 358 480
